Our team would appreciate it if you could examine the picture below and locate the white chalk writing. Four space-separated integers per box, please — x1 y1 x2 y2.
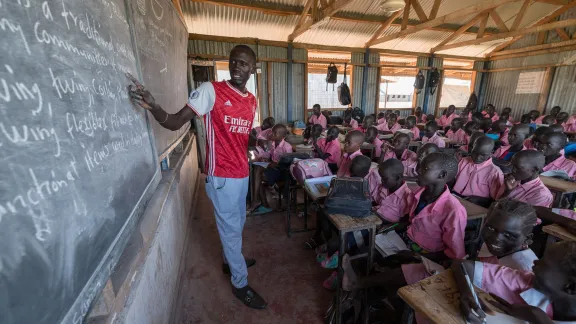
0 17 31 55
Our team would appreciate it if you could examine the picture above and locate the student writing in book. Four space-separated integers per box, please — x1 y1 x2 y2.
379 132 416 164
306 124 323 145
445 117 467 144
404 115 421 140
453 136 504 207
421 121 446 148
453 241 576 324
500 150 553 208
365 126 384 159
313 126 341 174
343 114 358 129
377 113 401 134
370 159 415 223
537 132 576 178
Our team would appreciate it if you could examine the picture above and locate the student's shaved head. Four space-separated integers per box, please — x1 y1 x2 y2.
514 150 546 169
549 124 564 133
474 136 495 151
381 158 404 174
347 130 365 144
350 155 372 178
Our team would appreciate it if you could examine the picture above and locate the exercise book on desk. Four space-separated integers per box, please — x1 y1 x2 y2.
304 175 336 200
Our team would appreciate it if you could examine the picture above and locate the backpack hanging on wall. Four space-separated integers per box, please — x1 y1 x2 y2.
428 68 440 95
326 63 338 91
338 63 351 106
414 70 425 94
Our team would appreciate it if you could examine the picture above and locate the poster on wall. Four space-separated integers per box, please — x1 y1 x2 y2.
516 71 545 94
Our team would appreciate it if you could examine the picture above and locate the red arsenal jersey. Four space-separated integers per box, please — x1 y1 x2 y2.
187 81 257 178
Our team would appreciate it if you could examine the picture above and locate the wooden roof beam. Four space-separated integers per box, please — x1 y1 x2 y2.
487 0 576 53
366 0 518 47
432 18 576 52
511 0 531 31
402 0 411 30
288 0 353 40
429 0 442 19
477 13 489 38
488 38 576 57
411 0 429 22
490 10 510 32
434 11 489 49
365 10 405 48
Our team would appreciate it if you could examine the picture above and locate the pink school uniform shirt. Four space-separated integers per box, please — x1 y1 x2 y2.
369 137 384 158
376 122 401 133
483 111 499 122
422 133 446 148
472 262 554 319
453 157 504 199
348 119 359 129
492 144 528 159
505 177 553 208
412 114 427 124
377 118 386 125
257 128 273 140
543 155 576 178
523 138 536 150
309 114 327 129
407 185 467 259
337 150 363 177
499 128 510 146
269 139 293 162
445 128 467 144
437 113 456 127
373 183 416 223
408 126 420 140
534 115 547 124
382 148 417 164
403 158 418 178
316 137 341 165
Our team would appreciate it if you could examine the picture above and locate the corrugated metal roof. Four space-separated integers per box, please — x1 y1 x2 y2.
295 19 380 48
309 51 351 60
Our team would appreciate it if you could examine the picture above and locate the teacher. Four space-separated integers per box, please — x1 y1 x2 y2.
127 45 267 309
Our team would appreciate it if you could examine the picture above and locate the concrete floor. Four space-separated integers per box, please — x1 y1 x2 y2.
174 177 332 324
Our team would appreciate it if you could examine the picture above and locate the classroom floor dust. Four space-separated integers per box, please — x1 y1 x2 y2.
174 176 332 324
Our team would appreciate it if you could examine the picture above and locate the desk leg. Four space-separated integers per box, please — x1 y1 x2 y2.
285 173 291 237
304 192 308 229
336 231 346 324
363 226 375 324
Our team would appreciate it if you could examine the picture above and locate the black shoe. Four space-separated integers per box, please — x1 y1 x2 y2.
232 285 268 309
222 258 256 275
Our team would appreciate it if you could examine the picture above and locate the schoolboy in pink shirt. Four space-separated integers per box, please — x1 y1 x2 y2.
453 241 576 323
413 107 427 124
535 105 561 124
458 131 484 155
379 133 416 164
252 116 275 140
445 117 467 144
365 127 383 158
437 105 457 128
337 130 365 177
372 159 415 223
490 119 510 146
355 115 375 134
403 143 439 179
314 126 342 173
376 111 386 125
421 121 446 148
482 104 499 122
537 132 576 178
308 104 327 129
493 124 531 162
502 107 514 123
376 113 401 133
453 136 504 207
501 150 553 208
404 115 420 140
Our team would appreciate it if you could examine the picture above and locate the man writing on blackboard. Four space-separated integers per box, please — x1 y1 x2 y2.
127 45 267 309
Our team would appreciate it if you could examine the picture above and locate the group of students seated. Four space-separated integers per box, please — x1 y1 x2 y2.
249 103 576 323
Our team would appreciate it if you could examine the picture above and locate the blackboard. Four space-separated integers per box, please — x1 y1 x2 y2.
0 0 162 323
128 0 189 155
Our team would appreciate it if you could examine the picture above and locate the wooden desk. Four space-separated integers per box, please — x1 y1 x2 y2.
398 270 503 324
540 175 576 208
543 223 576 242
326 211 382 324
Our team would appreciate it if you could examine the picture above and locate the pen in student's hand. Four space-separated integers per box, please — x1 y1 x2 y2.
377 222 398 234
460 263 486 322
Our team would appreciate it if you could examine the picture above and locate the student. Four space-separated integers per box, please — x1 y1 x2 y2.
377 112 386 125
413 106 427 124
343 114 358 129
372 159 416 223
426 114 436 123
535 105 561 124
337 130 365 177
483 104 499 122
460 107 472 122
252 116 275 140
365 126 384 159
453 136 504 207
493 124 531 161
421 121 446 148
404 143 439 179
490 119 510 146
308 104 327 129
313 126 341 174
379 132 416 164
502 107 514 123
500 150 553 208
500 112 513 127
524 126 551 150
472 112 485 128
556 111 570 130
252 124 293 215
307 124 323 145
542 115 557 125
453 241 576 324
549 123 565 133
520 113 533 125
529 109 541 123
445 117 467 144
459 131 485 154
438 105 457 128
404 115 420 140
376 113 401 133
356 115 375 133
481 117 493 133
463 121 479 140
537 132 576 177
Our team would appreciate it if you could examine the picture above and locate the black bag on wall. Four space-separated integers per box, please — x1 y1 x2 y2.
428 68 440 95
326 63 338 91
338 63 351 106
414 70 425 94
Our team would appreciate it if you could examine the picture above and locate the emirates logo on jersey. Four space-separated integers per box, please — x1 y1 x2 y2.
224 115 252 134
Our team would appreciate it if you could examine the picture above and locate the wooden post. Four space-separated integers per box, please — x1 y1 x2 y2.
538 66 556 113
375 67 382 112
435 69 445 117
267 62 273 118
470 71 477 94
256 64 264 123
304 63 309 121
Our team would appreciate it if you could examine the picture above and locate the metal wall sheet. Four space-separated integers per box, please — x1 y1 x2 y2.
272 62 288 123
548 65 576 115
292 63 305 122
474 61 487 111
427 57 443 117
353 66 363 108
259 63 270 120
365 67 379 116
483 69 545 121
293 48 307 61
415 56 428 110
352 52 365 65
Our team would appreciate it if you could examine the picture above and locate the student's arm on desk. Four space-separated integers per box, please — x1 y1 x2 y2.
534 206 576 235
451 260 486 324
312 139 331 160
489 294 554 324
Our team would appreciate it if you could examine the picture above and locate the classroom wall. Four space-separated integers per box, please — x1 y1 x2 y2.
548 65 576 110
